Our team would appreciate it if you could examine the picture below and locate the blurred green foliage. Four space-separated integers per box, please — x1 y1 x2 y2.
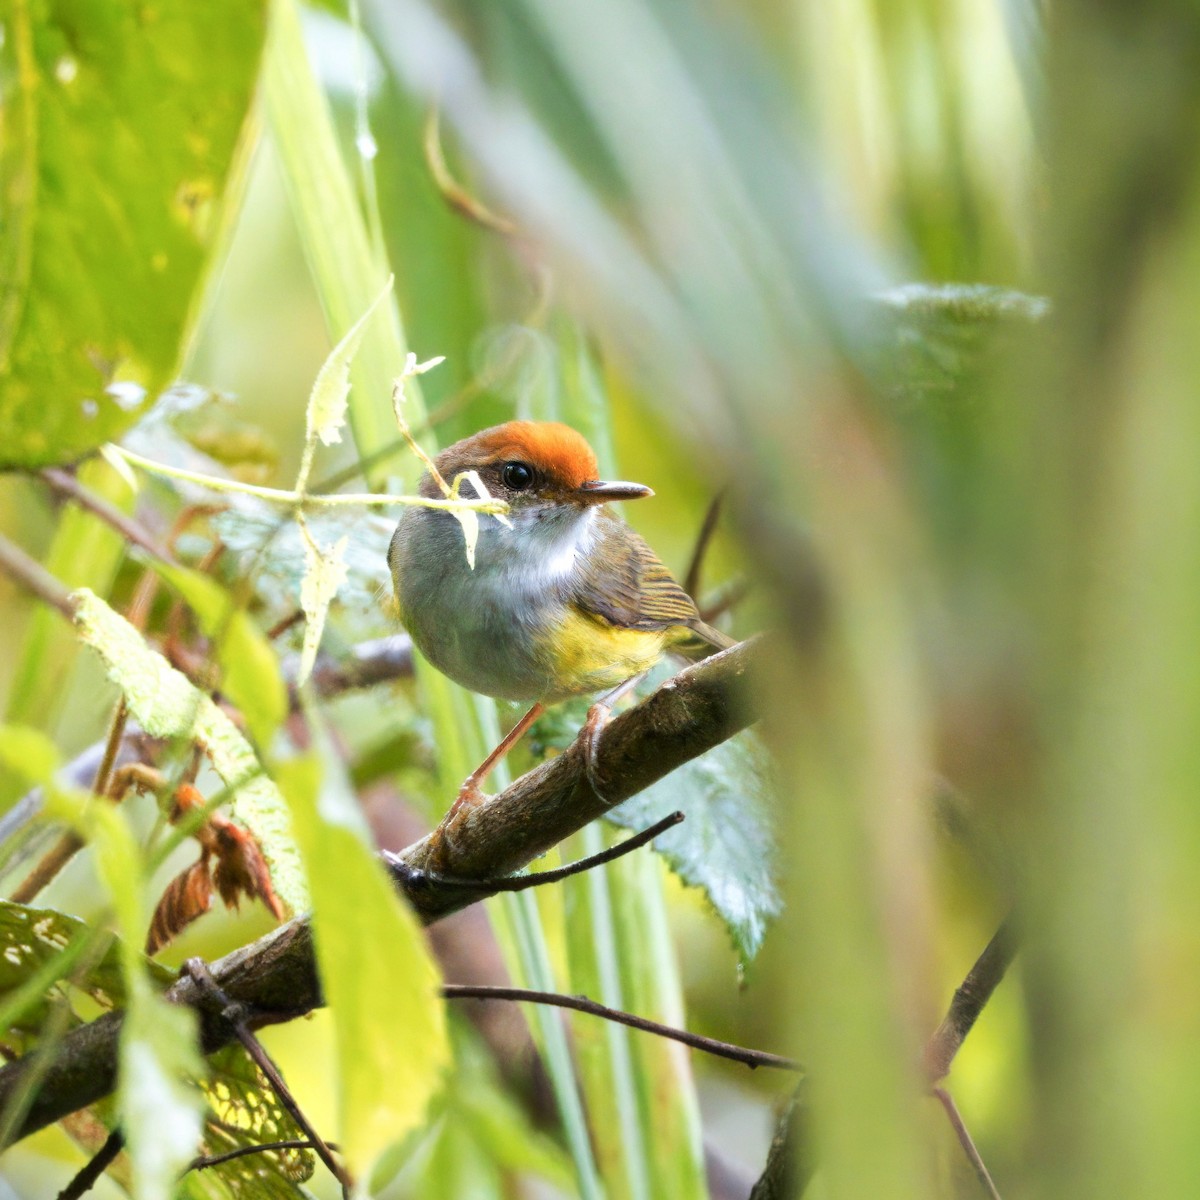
2 0 1199 1198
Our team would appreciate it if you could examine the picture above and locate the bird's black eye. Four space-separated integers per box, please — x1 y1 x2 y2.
502 461 534 491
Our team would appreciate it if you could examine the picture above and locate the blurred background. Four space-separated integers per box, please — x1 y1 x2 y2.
3 0 1199 1196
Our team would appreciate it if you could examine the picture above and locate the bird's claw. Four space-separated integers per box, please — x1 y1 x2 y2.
580 700 613 805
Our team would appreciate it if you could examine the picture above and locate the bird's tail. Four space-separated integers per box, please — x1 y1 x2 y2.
671 618 738 661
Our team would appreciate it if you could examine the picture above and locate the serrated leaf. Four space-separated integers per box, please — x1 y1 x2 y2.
72 588 307 914
870 283 1050 412
0 0 267 466
297 523 350 687
277 752 448 1180
214 505 394 619
606 729 782 966
305 275 395 452
0 902 312 1196
151 563 288 748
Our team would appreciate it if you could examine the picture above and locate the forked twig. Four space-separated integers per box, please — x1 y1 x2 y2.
181 958 351 1195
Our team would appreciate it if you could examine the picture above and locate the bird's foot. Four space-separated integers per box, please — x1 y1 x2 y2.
579 700 614 805
428 778 489 875
578 673 647 805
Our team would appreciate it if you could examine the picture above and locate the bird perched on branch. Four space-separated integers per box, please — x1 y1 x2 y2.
389 420 734 828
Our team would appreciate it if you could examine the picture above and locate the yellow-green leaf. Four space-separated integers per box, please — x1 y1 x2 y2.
297 521 349 687
277 752 448 1179
305 275 395 452
151 563 288 748
71 588 307 913
0 724 61 787
0 0 268 466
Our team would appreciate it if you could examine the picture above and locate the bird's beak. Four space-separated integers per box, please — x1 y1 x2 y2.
576 479 654 504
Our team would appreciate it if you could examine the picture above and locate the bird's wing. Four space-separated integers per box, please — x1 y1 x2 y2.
569 514 732 654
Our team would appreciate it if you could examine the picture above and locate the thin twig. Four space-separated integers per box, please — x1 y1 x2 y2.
188 1137 327 1173
925 915 1018 1081
10 700 129 904
181 958 351 1194
699 577 749 624
685 491 725 600
443 985 799 1072
932 1086 1003 1200
54 1128 125 1200
423 105 519 237
396 811 685 894
10 759 161 905
0 532 76 620
266 609 305 641
40 468 173 563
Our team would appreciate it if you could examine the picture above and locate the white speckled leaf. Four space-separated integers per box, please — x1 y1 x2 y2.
71 588 307 914
297 526 350 687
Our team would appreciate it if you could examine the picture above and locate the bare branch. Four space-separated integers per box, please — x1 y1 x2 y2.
40 468 174 564
0 532 77 621
398 810 685 894
443 984 798 1072
932 1086 1003 1200
684 491 724 599
188 1137 327 1174
925 915 1017 1082
55 1128 124 1200
181 958 350 1192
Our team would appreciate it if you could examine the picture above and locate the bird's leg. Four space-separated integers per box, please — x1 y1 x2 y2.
579 673 647 805
428 702 545 875
452 702 545 817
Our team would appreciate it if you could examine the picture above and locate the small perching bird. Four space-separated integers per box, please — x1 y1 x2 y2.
389 420 734 824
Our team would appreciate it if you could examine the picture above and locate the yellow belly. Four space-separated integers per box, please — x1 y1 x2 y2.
542 608 673 700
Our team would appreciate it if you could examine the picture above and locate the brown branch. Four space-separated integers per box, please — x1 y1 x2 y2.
924 915 1018 1082
0 637 760 1144
443 984 798 1072
305 633 414 696
749 917 1017 1199
684 491 725 599
181 958 350 1192
40 468 174 563
0 532 77 620
55 1128 124 1200
188 1137 327 1174
932 1086 1002 1200
406 810 685 894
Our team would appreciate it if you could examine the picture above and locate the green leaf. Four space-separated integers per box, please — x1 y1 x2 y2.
277 751 448 1178
264 0 424 487
78 794 205 1199
297 274 396 491
151 563 288 749
607 728 782 966
121 980 205 1200
71 588 307 914
0 724 61 786
870 283 1050 411
297 519 350 687
0 902 313 1196
0 0 267 466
